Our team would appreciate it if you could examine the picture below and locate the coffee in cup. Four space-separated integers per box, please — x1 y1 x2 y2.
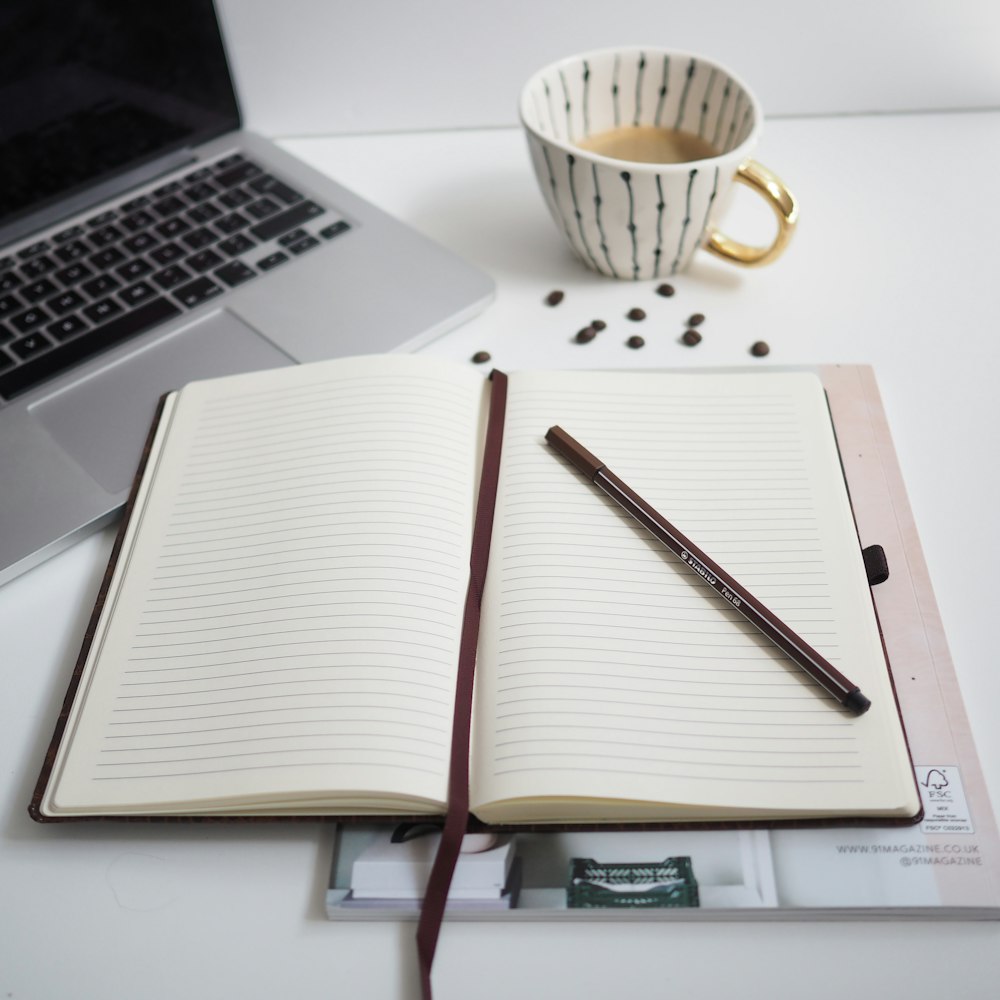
519 48 797 279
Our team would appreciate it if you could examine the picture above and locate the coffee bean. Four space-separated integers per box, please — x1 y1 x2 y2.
681 329 702 346
591 319 607 331
626 335 645 349
687 312 705 327
545 290 564 306
750 340 770 357
656 283 675 297
627 308 646 321
471 350 492 364
574 326 596 344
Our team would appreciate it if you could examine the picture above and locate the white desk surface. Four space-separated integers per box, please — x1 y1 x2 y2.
3 111 999 999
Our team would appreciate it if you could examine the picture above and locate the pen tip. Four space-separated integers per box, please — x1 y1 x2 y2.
843 689 871 715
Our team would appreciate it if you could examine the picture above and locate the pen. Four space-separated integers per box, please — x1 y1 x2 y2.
545 425 872 715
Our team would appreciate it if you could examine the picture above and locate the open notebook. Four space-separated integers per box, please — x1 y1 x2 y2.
31 355 920 825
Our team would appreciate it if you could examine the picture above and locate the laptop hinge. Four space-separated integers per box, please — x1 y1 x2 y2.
0 148 198 248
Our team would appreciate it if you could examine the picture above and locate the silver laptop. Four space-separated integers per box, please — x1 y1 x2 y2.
0 1 494 587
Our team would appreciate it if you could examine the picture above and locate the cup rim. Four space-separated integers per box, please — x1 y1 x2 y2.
518 46 762 172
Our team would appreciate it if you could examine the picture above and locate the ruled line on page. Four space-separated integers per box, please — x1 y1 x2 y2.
59 361 486 796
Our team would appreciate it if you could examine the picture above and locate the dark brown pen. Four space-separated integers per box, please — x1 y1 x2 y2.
545 425 871 715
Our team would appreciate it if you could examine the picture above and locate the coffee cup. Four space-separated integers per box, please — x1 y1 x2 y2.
519 48 797 280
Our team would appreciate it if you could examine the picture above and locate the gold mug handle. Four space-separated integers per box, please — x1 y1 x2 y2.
704 160 798 267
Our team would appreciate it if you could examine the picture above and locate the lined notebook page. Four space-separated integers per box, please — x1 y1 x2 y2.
49 356 486 815
471 370 915 822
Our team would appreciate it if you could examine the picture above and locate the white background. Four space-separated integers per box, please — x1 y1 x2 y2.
4 2 1000 999
217 0 1000 132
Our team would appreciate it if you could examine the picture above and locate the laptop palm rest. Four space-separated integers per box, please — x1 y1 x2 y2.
30 310 294 496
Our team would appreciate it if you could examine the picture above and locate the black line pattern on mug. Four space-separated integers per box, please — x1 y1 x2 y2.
674 58 697 131
567 154 601 273
699 69 718 140
671 168 699 275
654 174 667 278
712 80 733 149
592 164 619 278
541 143 575 247
559 69 573 143
726 90 745 151
633 52 646 127
654 55 670 127
699 166 720 252
612 54 622 128
738 104 754 147
621 171 640 279
531 90 546 137
544 79 559 140
582 60 592 136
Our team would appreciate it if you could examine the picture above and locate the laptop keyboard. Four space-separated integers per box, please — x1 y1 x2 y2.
0 153 352 400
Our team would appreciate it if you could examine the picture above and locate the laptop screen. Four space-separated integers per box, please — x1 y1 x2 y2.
0 0 240 226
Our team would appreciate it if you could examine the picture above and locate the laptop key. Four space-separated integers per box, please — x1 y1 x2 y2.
214 260 256 287
85 210 118 228
10 331 52 361
153 180 182 198
257 251 289 271
84 298 124 324
246 197 280 220
90 247 126 270
0 297 182 399
278 228 308 247
173 276 223 308
250 201 325 242
0 293 22 316
120 194 152 213
82 274 121 298
152 265 191 290
115 259 153 282
216 161 263 188
153 195 187 217
248 175 304 205
10 307 50 334
185 181 217 202
119 281 158 306
320 220 352 240
0 271 22 293
184 166 213 184
187 202 221 224
288 236 320 255
47 314 89 342
218 234 255 256
22 278 58 303
122 209 158 231
89 225 122 248
122 232 159 254
214 153 245 170
22 256 57 279
52 225 86 244
156 217 191 239
182 227 217 251
150 242 185 266
186 249 223 273
55 262 93 286
0 323 12 343
54 240 90 262
216 212 249 234
47 290 86 315
219 187 252 209
18 240 51 260
0 349 12 370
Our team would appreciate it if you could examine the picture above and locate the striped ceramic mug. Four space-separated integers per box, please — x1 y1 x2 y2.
519 48 797 280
